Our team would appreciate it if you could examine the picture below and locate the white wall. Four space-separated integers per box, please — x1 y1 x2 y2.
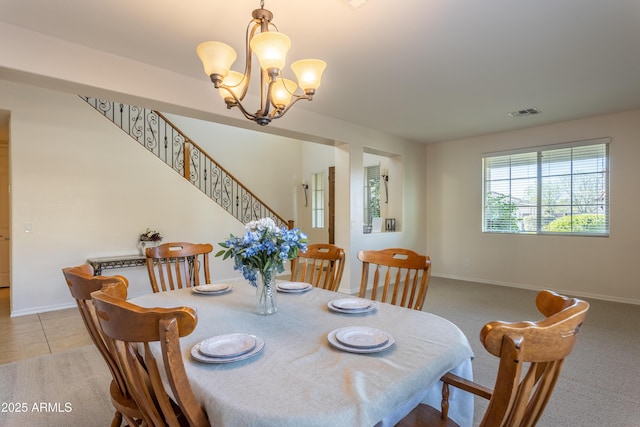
3 81 300 315
426 110 640 304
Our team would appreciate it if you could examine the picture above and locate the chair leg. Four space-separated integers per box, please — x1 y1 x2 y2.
110 411 142 427
442 382 450 419
122 414 142 426
110 411 123 427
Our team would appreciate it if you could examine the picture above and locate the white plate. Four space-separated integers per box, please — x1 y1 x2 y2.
335 326 389 349
192 284 232 295
276 282 312 293
194 283 229 293
191 335 265 364
327 299 376 314
331 298 373 311
198 333 256 358
327 329 394 354
277 281 310 290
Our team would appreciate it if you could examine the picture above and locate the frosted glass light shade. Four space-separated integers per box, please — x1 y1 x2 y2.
196 41 237 77
291 59 326 91
271 78 297 108
219 70 246 101
250 31 291 71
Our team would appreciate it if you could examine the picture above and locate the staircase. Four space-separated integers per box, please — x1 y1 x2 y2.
81 97 292 229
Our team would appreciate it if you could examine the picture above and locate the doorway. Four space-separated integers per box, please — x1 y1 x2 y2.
0 110 10 288
328 166 335 244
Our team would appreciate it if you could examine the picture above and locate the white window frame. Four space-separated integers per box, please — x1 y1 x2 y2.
482 138 610 236
363 164 381 228
311 172 325 229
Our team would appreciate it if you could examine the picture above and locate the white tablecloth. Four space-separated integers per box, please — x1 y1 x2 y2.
130 280 474 427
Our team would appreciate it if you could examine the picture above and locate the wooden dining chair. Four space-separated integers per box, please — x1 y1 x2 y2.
357 248 432 310
61 264 143 427
396 290 590 427
290 243 346 291
145 241 213 293
92 282 210 427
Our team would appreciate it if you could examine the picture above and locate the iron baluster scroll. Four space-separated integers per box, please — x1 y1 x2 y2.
81 96 291 229
87 255 146 276
87 255 197 276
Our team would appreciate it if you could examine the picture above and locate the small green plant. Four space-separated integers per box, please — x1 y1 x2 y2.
484 193 520 232
544 214 606 233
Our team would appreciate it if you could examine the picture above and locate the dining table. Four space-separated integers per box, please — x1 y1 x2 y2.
129 278 475 427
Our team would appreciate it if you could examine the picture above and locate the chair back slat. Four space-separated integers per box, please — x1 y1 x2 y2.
61 265 142 425
290 243 345 291
124 340 167 426
357 248 432 310
161 317 210 427
62 266 128 391
92 283 209 427
518 361 563 426
480 334 523 427
146 242 213 293
142 339 182 427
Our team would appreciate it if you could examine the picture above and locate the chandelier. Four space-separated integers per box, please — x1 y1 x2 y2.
196 1 326 126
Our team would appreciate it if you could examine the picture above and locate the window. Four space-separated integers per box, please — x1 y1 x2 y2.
364 164 381 228
483 138 609 235
311 172 324 228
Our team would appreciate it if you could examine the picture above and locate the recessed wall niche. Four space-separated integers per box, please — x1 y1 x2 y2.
363 149 401 233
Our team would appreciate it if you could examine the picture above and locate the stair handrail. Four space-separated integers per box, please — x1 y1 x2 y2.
81 97 293 229
156 111 292 228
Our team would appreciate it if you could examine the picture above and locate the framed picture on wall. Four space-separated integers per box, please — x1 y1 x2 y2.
385 218 396 231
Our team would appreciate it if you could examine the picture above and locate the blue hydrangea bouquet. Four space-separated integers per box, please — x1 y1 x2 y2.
216 218 307 286
216 218 307 315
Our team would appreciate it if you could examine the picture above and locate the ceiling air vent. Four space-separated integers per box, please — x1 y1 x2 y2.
508 108 541 117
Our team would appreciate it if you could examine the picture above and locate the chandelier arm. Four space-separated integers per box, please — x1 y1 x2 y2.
239 21 262 102
269 94 312 120
218 85 241 108
217 86 259 121
232 100 260 122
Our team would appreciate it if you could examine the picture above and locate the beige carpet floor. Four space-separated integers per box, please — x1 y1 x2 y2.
423 277 640 427
1 278 638 426
0 344 114 427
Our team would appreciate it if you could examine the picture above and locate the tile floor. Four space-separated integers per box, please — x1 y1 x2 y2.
0 287 92 365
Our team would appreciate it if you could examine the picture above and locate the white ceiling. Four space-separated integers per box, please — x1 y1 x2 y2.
1 0 639 143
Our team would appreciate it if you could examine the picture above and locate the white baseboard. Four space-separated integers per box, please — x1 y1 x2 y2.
433 274 640 306
11 301 77 318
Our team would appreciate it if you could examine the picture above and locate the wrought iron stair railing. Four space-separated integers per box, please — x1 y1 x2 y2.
82 96 292 229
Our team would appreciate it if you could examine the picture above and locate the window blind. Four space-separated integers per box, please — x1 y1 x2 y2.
483 138 609 235
364 164 381 226
312 172 325 228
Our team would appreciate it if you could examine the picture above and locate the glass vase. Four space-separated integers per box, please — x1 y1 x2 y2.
256 267 277 315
